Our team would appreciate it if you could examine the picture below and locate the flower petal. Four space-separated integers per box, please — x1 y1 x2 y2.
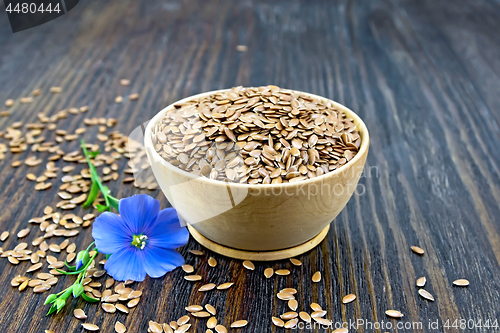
119 194 160 234
146 208 189 249
142 247 185 278
92 212 132 254
104 246 147 282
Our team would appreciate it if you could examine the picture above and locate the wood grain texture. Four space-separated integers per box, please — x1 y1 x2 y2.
0 0 499 332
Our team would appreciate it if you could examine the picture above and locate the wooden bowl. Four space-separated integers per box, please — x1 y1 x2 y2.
145 89 369 260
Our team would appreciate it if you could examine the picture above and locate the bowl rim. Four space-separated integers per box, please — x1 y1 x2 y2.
144 88 370 189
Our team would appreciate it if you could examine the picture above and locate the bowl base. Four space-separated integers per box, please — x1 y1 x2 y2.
186 224 330 261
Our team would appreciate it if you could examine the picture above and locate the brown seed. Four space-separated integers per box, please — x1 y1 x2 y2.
0 231 9 241
205 304 216 315
284 318 298 329
18 279 29 291
263 267 274 278
207 317 217 329
289 258 302 266
281 288 297 294
116 304 129 313
120 79 130 86
129 93 140 101
281 312 298 320
8 257 19 265
74 309 87 319
185 305 203 312
102 303 116 313
149 321 162 333
189 249 204 255
163 324 173 333
214 325 227 333
182 264 194 273
411 246 425 255
115 321 126 333
312 271 321 282
177 315 190 325
49 244 61 252
242 260 255 270
184 274 202 281
272 317 284 327
17 228 30 238
33 284 51 293
115 96 123 104
418 289 435 301
310 303 322 311
27 263 43 272
311 310 327 318
216 282 234 290
416 277 426 287
127 298 140 308
299 312 311 323
332 329 348 333
453 279 469 286
230 320 248 328
277 292 295 301
208 257 217 267
236 45 248 52
5 99 14 107
275 269 290 276
342 294 356 304
176 324 191 333
50 87 62 93
192 311 211 318
288 299 298 311
199 283 216 292
386 310 404 318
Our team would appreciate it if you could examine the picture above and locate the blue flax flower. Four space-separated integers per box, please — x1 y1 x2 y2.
92 194 189 281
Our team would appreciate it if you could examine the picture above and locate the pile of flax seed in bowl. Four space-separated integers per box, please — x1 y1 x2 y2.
151 86 361 184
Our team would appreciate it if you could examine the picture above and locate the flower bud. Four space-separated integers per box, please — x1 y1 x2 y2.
44 294 57 305
73 284 84 298
55 298 65 311
75 250 90 270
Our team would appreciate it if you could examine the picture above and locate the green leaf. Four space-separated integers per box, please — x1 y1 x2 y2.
82 181 99 208
55 298 66 312
89 150 100 158
96 204 109 212
108 196 119 211
55 268 82 275
64 261 76 270
106 253 111 260
81 293 99 303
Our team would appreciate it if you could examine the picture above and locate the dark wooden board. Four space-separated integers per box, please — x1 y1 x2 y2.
0 0 499 332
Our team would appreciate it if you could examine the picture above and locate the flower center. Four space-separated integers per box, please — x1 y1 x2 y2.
131 234 148 249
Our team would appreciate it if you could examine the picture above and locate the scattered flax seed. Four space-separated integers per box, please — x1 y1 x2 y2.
416 277 426 287
20 97 33 104
199 283 216 292
176 324 191 333
284 318 298 329
205 304 216 315
208 257 217 267
192 311 211 318
50 87 62 93
129 93 140 101
386 310 404 318
272 317 284 327
299 312 311 323
115 321 126 333
312 271 321 282
264 268 274 278
182 264 194 273
1 110 11 117
411 246 425 255
230 320 248 328
418 289 435 301
177 315 190 325
12 161 21 168
184 274 202 281
8 257 19 265
102 303 116 313
189 249 204 255
453 279 469 287
115 96 123 104
281 288 297 294
207 317 217 328
277 292 295 301
19 279 29 291
185 305 203 312
342 294 356 304
333 329 348 333
288 299 298 311
311 310 327 318
127 298 140 308
82 323 99 331
116 304 129 313
215 325 227 333
17 228 30 238
216 282 234 290
5 99 14 107
32 88 41 96
275 269 290 276
120 79 130 86
27 263 43 272
74 309 87 319
0 231 9 241
149 321 162 333
310 303 322 311
242 260 255 270
289 258 302 266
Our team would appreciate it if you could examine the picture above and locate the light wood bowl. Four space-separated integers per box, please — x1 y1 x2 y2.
145 89 369 260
